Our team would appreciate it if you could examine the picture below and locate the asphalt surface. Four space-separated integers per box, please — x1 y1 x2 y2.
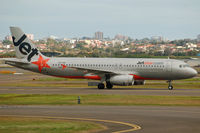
0 67 200 133
1 86 200 96
0 105 200 133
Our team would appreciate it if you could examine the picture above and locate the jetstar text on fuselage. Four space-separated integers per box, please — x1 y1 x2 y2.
137 61 164 65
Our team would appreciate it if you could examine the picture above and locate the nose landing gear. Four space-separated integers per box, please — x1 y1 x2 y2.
167 80 173 90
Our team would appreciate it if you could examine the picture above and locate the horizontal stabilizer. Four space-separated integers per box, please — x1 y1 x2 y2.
4 58 30 66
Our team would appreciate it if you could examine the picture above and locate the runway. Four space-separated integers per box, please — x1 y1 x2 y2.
1 86 200 96
0 105 200 133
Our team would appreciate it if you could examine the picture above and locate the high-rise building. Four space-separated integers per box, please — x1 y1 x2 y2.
197 34 200 42
5 35 12 41
151 36 166 42
26 34 34 40
114 34 128 41
95 31 103 40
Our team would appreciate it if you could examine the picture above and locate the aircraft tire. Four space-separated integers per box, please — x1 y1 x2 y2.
106 83 113 89
168 85 173 90
98 83 105 89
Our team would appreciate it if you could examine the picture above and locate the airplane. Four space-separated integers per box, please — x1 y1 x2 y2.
3 27 198 90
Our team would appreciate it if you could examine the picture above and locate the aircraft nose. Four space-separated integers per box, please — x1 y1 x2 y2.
189 68 198 78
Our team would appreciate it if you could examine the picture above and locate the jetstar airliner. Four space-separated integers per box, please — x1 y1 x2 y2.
3 27 198 90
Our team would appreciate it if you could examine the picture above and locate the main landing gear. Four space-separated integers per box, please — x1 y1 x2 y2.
106 82 113 89
98 82 113 89
98 83 105 89
167 80 173 90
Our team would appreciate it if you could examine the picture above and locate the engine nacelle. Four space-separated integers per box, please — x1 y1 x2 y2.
110 75 134 86
109 75 145 86
133 80 145 85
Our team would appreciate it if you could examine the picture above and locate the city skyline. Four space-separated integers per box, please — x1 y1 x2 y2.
0 0 200 40
2 32 200 41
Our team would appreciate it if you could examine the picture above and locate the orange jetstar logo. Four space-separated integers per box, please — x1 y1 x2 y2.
61 64 67 70
32 55 51 72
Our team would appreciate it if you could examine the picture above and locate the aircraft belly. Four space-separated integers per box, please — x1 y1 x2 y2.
138 71 171 80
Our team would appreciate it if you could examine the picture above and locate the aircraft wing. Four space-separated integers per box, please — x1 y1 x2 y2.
70 66 136 75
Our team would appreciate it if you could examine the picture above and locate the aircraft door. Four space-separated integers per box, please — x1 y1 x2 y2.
118 63 123 70
165 61 171 72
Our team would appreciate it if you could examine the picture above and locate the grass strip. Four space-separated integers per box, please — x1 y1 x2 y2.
0 94 200 106
0 116 103 133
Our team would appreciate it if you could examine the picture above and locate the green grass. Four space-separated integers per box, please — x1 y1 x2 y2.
0 94 200 106
0 116 103 133
182 78 200 81
0 82 91 88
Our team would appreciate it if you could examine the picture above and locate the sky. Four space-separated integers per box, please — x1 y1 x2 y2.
0 0 200 40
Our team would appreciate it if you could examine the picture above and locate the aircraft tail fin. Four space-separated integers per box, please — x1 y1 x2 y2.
10 27 43 62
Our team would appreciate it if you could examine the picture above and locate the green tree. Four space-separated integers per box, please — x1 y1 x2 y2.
3 40 12 45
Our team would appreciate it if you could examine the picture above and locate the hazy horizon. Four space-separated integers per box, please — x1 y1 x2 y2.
0 0 200 40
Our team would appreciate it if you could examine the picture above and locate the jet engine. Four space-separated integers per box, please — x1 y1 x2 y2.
109 75 134 86
109 75 145 86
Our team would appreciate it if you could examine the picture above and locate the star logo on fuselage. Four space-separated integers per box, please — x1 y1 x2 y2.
61 64 67 70
31 55 51 72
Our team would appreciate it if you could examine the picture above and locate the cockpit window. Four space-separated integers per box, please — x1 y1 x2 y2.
179 64 190 68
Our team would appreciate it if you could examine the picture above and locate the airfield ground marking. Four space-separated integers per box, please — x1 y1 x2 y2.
0 115 141 133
